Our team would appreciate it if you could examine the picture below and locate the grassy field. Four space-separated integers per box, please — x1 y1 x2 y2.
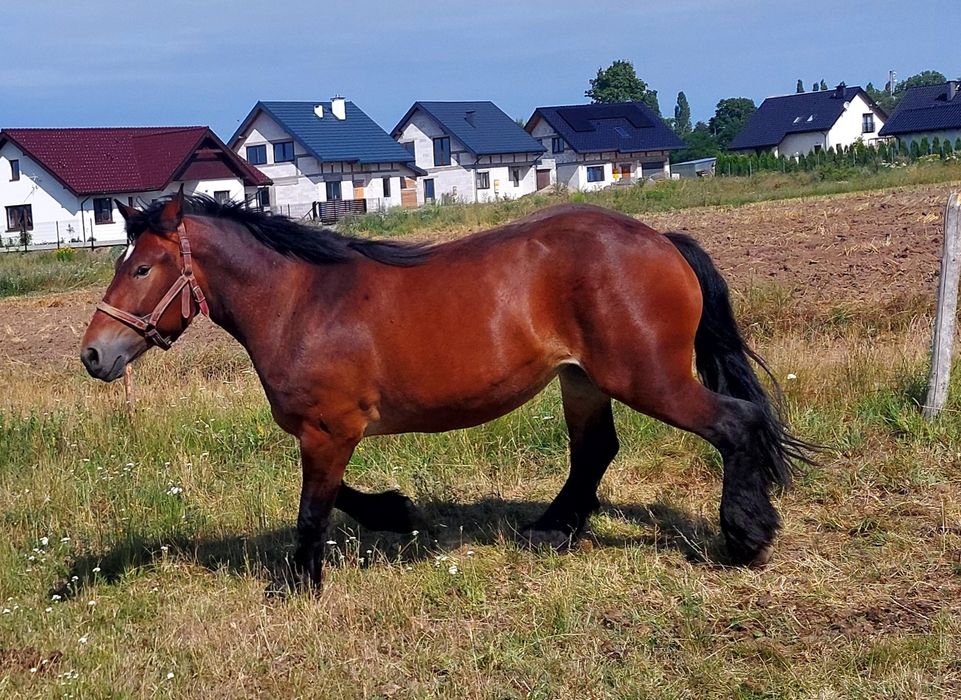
1 178 960 698
340 160 961 238
0 248 116 299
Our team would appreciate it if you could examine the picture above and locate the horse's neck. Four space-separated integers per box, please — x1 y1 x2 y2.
192 223 299 365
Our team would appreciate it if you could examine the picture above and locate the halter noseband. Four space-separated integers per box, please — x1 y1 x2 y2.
96 222 210 350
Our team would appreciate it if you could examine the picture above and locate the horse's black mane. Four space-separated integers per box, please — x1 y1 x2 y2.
125 194 434 267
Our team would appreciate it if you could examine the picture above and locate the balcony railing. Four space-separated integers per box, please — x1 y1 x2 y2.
313 199 368 224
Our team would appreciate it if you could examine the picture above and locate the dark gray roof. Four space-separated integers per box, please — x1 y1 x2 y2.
230 101 419 166
729 86 879 150
392 101 545 156
526 102 684 153
879 82 961 136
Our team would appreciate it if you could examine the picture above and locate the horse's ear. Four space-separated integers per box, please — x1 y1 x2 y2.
158 185 185 230
115 200 140 222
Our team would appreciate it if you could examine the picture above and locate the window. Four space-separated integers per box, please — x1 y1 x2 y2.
246 144 267 165
510 167 521 186
214 190 231 204
813 144 823 153
862 113 875 134
10 159 19 181
552 137 564 154
326 181 342 201
255 188 270 210
433 137 451 166
273 141 295 163
586 166 604 183
383 177 391 198
476 171 490 189
5 204 32 232
93 198 113 224
424 178 435 202
402 141 415 156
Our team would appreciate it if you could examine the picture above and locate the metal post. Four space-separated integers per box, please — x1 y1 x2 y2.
924 192 961 419
56 221 61 249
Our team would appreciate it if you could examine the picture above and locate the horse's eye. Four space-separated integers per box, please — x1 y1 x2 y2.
134 265 151 277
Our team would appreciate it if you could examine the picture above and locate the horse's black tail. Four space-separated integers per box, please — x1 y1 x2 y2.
665 232 816 490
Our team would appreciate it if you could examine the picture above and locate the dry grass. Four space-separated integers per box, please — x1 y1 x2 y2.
2 180 961 697
1 313 960 698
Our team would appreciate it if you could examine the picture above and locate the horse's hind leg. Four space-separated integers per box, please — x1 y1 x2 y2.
611 373 781 567
336 483 427 533
520 365 619 549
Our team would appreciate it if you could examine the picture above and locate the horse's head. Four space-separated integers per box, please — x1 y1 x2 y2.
81 190 208 381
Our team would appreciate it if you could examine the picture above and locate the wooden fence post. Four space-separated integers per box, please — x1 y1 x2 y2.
923 191 961 420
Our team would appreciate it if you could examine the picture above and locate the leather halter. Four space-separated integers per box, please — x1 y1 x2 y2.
96 222 209 350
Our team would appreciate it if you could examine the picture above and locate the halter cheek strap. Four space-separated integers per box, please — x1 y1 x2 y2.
96 222 209 350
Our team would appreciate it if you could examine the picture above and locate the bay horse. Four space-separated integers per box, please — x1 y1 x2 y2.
81 190 812 588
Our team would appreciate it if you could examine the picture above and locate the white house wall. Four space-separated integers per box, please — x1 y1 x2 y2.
826 93 885 150
233 111 407 218
896 129 961 149
395 108 540 204
777 132 827 158
528 116 670 190
1 140 249 246
775 94 888 157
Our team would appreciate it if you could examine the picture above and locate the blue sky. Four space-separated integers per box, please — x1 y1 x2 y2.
2 1 956 140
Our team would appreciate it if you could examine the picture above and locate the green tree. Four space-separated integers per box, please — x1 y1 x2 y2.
586 59 660 114
819 79 828 91
671 121 719 162
796 79 804 93
897 70 947 94
865 82 896 114
673 91 692 136
709 97 756 149
813 81 820 92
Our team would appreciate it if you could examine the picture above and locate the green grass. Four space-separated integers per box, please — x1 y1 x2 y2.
340 160 961 238
1 321 960 697
0 247 118 298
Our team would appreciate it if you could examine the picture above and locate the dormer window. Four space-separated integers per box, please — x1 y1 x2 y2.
806 115 815 122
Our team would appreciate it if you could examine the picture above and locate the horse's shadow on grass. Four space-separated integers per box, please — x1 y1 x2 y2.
55 498 726 599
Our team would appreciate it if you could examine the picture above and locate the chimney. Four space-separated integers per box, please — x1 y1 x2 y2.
313 104 324 118
331 96 346 120
834 82 846 99
465 110 476 127
949 81 959 101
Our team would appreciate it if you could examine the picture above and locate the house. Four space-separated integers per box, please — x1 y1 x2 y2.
230 99 423 222
0 126 270 247
878 81 961 150
729 84 887 157
390 101 545 204
524 102 684 191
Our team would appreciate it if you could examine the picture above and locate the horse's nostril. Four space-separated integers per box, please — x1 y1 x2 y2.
81 346 100 371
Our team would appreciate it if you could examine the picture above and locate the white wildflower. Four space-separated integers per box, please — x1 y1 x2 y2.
448 564 459 575
787 373 797 380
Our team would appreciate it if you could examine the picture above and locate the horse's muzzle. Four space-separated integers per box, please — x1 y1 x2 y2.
80 344 126 382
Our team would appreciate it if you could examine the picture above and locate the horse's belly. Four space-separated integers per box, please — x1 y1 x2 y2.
365 360 563 436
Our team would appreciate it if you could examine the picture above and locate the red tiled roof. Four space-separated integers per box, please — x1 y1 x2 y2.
0 126 270 195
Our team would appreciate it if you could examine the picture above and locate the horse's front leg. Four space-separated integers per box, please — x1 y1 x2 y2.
293 426 358 589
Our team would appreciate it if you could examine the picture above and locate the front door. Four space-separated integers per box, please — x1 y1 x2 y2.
536 168 551 190
424 178 435 203
353 179 365 201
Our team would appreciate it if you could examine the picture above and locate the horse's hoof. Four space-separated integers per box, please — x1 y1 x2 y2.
517 526 575 551
747 543 774 569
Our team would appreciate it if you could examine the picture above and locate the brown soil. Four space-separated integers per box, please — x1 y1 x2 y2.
1 183 956 371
